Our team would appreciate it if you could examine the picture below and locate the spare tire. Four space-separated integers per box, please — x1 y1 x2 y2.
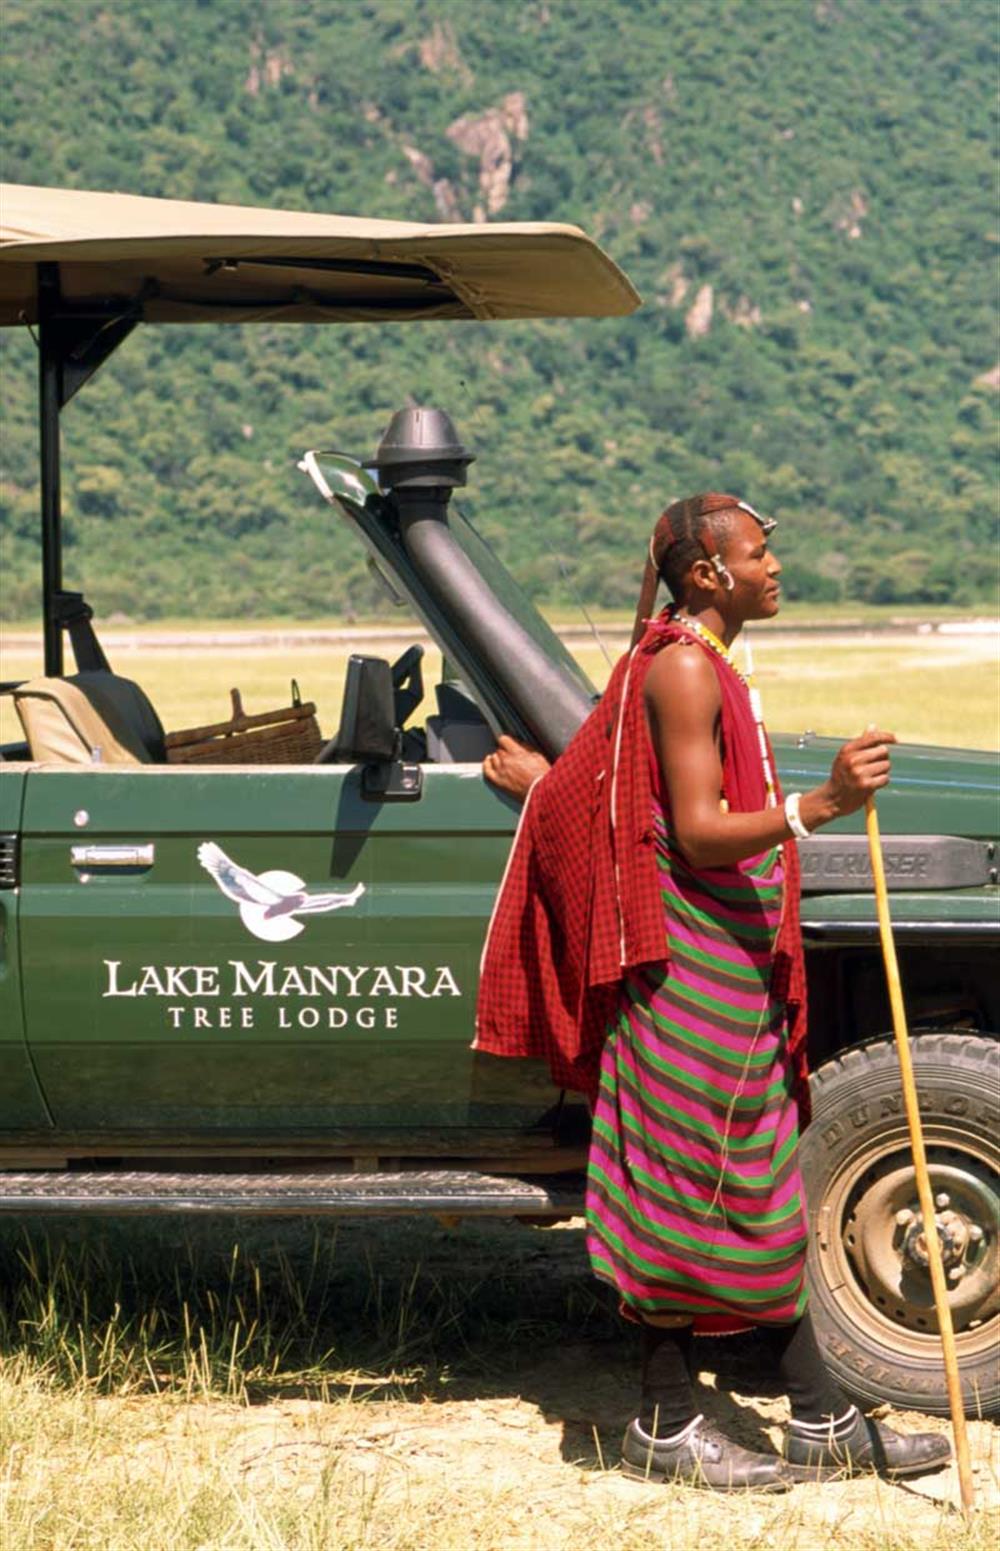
800 1031 998 1418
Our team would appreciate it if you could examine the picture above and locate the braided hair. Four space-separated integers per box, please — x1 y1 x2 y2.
652 493 740 602
630 491 747 645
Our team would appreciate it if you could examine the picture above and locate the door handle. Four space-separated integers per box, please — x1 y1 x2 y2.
70 844 155 868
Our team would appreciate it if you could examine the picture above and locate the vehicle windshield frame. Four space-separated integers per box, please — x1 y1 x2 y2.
304 451 596 757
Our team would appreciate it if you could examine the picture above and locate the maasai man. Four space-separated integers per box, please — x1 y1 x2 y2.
476 494 951 1491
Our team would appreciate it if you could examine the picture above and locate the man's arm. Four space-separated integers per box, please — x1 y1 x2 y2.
644 641 895 869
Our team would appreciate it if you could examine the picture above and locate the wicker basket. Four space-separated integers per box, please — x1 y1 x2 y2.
165 684 323 765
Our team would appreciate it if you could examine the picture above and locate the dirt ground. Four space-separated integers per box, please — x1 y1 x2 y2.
194 1214 996 1546
105 1342 997 1549
104 1221 1000 1543
3 1215 998 1549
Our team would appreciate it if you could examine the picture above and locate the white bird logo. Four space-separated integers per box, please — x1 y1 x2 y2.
198 841 365 942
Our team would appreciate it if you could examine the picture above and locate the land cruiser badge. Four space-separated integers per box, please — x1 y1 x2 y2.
198 841 365 943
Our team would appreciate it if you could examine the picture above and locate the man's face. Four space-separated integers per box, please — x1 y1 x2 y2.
719 509 782 619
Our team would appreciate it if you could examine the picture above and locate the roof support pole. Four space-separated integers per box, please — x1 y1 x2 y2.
38 263 63 677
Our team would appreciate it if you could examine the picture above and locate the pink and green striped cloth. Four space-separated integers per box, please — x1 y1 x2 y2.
586 808 809 1327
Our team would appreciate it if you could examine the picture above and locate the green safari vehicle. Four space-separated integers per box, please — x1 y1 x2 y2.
0 185 996 1418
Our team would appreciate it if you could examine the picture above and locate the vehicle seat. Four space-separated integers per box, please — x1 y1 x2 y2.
13 672 167 766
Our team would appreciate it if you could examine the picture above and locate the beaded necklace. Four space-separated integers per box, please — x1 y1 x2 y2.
670 608 777 808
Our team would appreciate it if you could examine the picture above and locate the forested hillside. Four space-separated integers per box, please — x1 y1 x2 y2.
1 0 995 620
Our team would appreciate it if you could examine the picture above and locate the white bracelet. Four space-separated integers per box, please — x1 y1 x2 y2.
784 791 811 839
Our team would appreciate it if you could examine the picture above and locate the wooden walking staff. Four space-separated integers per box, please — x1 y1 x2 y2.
865 794 976 1514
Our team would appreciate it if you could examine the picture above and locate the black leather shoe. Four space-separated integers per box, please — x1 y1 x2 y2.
621 1415 794 1492
785 1411 952 1480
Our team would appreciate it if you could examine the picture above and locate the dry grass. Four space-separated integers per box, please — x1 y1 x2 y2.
1 1218 997 1550
575 628 1000 751
0 636 447 750
1 622 997 752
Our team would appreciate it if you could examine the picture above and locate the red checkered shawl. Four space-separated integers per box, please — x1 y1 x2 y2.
474 612 810 1124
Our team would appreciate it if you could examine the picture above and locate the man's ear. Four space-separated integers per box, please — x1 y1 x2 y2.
688 557 720 598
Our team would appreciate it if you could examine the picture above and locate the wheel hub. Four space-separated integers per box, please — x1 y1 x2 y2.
897 1197 979 1275
843 1158 998 1332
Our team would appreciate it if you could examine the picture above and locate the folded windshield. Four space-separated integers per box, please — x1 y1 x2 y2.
303 448 597 756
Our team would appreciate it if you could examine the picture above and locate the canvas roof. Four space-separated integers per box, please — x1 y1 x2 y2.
0 183 641 326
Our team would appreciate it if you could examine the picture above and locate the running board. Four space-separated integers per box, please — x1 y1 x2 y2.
0 1168 586 1217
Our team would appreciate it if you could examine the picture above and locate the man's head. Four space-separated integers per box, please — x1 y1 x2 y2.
653 493 740 601
632 492 781 644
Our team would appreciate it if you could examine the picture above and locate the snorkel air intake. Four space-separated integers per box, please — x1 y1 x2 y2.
371 407 592 759
371 406 474 492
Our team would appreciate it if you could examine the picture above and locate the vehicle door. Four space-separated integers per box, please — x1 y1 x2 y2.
17 760 544 1142
0 766 52 1133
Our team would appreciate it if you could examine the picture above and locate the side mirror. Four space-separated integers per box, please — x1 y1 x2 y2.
329 655 398 763
315 656 422 800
